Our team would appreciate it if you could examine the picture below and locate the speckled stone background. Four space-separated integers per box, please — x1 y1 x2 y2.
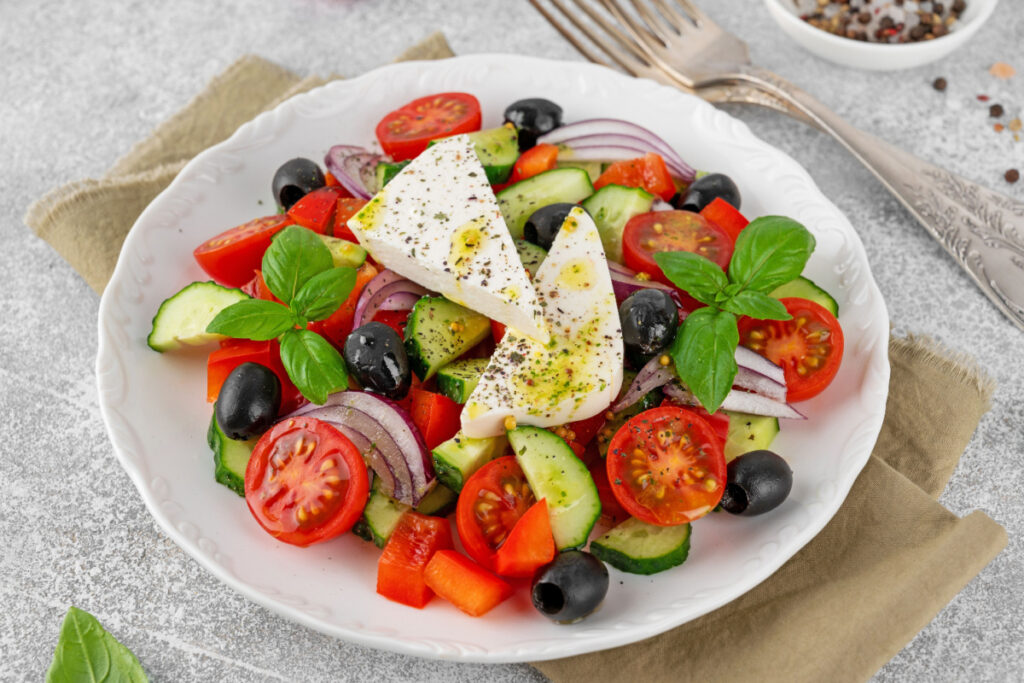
2 0 1023 680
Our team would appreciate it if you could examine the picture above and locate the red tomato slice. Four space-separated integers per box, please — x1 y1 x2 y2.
700 197 749 242
424 550 512 617
240 269 281 304
206 339 304 414
244 416 369 546
307 262 379 347
193 215 290 287
493 499 557 578
409 388 463 451
567 411 608 447
738 297 844 403
333 197 368 242
456 456 535 571
662 401 730 449
594 153 676 201
286 186 349 235
490 320 507 345
375 92 482 161
607 406 726 526
377 512 454 608
508 143 558 184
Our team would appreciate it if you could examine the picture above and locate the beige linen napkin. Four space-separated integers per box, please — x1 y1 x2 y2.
26 33 1007 682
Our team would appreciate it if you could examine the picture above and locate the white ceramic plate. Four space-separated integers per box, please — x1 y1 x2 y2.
96 54 890 663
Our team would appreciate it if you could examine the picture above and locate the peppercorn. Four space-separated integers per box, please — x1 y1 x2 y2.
990 104 1005 118
1006 169 1021 184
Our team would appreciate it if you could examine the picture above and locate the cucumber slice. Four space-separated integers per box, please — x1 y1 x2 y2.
404 296 490 380
497 168 594 240
514 239 547 278
375 160 410 189
722 411 780 462
206 408 255 496
591 517 691 575
431 431 507 492
437 358 490 404
508 426 600 550
353 482 458 547
147 281 249 352
556 160 603 184
580 184 655 263
415 483 457 516
770 276 839 317
467 126 519 184
318 235 367 268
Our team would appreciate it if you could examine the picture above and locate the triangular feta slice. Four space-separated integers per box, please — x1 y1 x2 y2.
347 136 548 342
461 207 624 438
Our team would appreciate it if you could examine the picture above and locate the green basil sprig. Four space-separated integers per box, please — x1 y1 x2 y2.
47 606 148 683
653 216 815 413
207 225 357 404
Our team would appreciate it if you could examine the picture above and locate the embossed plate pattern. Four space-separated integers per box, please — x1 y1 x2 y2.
96 55 889 662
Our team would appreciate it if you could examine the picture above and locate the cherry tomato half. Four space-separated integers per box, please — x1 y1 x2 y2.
607 406 726 526
193 215 291 287
738 297 844 403
375 92 482 161
594 153 676 201
622 211 734 295
245 416 369 547
456 456 535 570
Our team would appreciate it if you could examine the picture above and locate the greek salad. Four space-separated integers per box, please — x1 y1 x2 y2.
148 92 845 622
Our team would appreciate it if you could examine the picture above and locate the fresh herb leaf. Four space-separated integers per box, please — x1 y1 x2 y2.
291 267 357 322
727 217 815 293
262 225 333 305
206 299 296 340
669 307 738 413
279 328 349 404
721 290 792 321
652 251 728 306
46 606 148 683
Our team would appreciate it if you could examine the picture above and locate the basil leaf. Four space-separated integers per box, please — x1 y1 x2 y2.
279 329 349 404
206 299 296 340
291 267 358 322
652 251 728 305
262 225 333 305
669 307 738 414
727 216 816 293
721 290 792 321
46 606 148 683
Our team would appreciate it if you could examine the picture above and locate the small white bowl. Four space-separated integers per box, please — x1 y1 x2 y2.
764 0 999 71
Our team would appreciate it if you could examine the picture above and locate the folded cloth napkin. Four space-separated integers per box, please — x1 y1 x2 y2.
25 33 1006 683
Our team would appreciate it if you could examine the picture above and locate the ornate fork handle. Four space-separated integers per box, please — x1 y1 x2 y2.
731 67 1024 332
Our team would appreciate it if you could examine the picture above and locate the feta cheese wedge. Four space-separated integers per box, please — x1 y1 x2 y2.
347 136 548 342
461 207 624 438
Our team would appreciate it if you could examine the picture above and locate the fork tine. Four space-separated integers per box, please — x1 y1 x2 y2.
624 0 674 45
672 0 716 28
528 0 616 71
649 0 700 31
563 0 659 70
597 0 676 67
542 0 656 76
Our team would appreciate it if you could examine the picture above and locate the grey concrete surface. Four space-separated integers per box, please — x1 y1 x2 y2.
2 0 1023 680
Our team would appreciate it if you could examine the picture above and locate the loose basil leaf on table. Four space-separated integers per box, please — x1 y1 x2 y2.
721 289 792 321
652 251 727 306
280 328 350 405
291 266 357 322
727 216 815 293
206 298 297 340
262 224 334 305
669 307 739 414
46 606 148 683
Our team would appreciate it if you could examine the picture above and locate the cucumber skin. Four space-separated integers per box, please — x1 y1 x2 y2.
591 522 691 575
404 297 490 381
436 358 489 404
206 409 253 497
770 276 839 317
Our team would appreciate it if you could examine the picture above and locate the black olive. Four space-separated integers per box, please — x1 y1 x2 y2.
619 289 678 369
215 362 281 440
719 450 793 516
272 157 325 211
343 322 411 400
523 203 580 250
531 550 609 623
673 173 741 213
504 98 564 151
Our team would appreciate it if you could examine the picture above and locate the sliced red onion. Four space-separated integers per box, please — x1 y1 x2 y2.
379 291 422 312
325 145 385 200
663 383 806 420
612 355 676 413
539 118 694 179
352 269 430 329
735 346 786 386
733 367 787 403
560 144 691 181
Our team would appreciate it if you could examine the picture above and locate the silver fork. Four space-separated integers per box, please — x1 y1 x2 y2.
531 0 1024 333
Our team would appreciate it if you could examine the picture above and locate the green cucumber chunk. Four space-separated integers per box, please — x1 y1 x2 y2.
318 235 367 268
556 160 603 184
514 239 547 278
375 160 410 189
147 281 249 352
206 408 255 496
415 483 457 516
581 184 655 263
722 411 780 462
509 426 600 550
353 481 458 547
431 431 507 492
404 296 490 380
497 168 594 240
770 276 839 317
437 358 490 404
591 517 691 575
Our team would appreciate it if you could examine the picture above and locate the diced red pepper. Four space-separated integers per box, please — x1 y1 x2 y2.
206 339 304 414
409 388 463 450
490 320 507 344
372 309 410 337
286 187 349 235
700 197 748 243
333 197 368 242
494 499 557 578
307 262 379 348
568 411 607 447
594 153 676 201
508 143 559 185
377 512 454 608
324 171 341 188
424 550 513 616
587 458 630 526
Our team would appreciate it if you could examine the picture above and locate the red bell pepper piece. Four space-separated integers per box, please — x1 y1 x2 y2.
490 320 507 344
409 388 463 450
424 550 513 616
286 186 349 235
700 197 748 243
307 262 379 348
333 197 368 242
568 411 607 447
508 143 559 185
594 153 676 201
372 310 411 337
494 499 557 578
377 512 454 608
